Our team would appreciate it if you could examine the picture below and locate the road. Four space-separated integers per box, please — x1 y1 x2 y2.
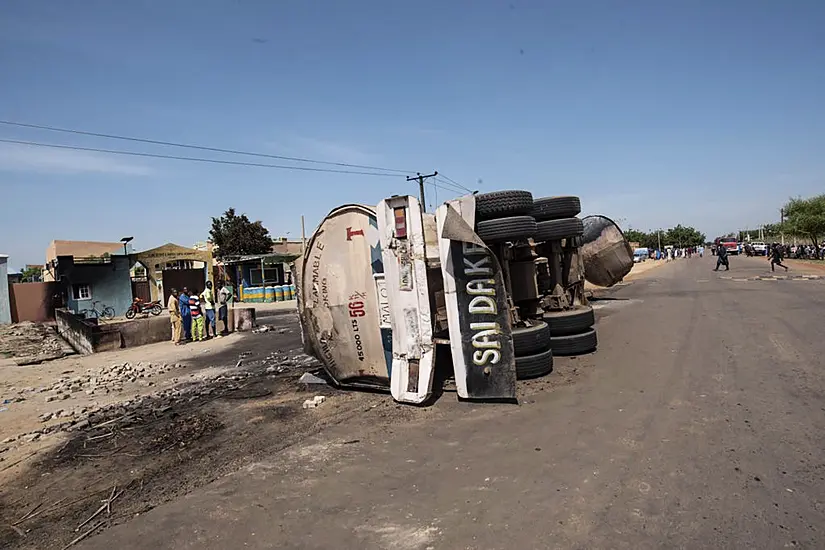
81 256 825 550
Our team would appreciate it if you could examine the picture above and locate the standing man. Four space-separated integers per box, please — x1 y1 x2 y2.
770 243 789 272
189 288 205 341
168 288 183 345
179 287 192 341
217 281 230 336
201 281 216 339
714 242 730 271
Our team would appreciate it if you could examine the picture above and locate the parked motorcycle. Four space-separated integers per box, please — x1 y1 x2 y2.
125 297 163 319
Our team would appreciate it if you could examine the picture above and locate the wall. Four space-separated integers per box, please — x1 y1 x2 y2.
115 315 171 348
9 281 59 323
60 256 133 317
55 308 121 354
0 255 9 324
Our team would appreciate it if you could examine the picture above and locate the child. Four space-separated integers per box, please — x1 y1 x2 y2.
189 289 205 342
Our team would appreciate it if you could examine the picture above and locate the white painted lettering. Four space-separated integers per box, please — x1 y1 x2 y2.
463 255 492 276
466 279 496 296
470 323 501 350
468 296 497 315
473 349 501 366
462 242 487 256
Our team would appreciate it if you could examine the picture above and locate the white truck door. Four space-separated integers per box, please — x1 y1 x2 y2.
377 196 435 404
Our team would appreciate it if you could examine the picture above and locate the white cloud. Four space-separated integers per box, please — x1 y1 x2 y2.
0 143 153 176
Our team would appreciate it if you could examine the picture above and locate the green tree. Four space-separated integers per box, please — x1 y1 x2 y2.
209 207 274 259
663 225 706 247
623 229 648 245
781 194 825 256
20 266 42 282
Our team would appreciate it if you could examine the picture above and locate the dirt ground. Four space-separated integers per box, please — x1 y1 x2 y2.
0 306 588 550
0 322 72 362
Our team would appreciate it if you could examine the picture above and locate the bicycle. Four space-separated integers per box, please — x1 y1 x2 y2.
80 300 116 320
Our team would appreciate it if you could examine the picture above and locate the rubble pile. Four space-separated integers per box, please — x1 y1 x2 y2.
2 353 328 447
0 321 69 359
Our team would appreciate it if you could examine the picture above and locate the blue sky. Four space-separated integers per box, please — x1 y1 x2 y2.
2 0 824 268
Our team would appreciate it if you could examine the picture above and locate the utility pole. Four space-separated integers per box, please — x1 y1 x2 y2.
407 171 438 211
780 208 785 246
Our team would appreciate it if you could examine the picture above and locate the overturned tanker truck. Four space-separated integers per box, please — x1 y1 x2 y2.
295 191 633 405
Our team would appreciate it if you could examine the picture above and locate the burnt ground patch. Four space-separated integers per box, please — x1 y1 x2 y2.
0 317 383 550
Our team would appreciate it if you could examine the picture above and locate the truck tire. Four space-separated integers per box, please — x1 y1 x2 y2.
550 328 597 356
532 196 581 221
476 216 536 242
542 306 595 336
512 321 551 356
534 217 584 241
475 190 534 221
516 348 554 380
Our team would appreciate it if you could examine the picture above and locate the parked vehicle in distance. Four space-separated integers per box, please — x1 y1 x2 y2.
633 248 649 263
125 297 163 319
751 242 767 256
715 237 740 255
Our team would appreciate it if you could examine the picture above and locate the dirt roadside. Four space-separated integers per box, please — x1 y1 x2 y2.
0 309 588 550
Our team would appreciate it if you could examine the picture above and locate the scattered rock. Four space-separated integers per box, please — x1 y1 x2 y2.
298 372 328 386
302 395 327 409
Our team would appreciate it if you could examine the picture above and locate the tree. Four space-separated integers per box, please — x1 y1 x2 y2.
20 266 42 282
663 225 705 248
781 194 825 256
209 207 274 259
622 229 647 245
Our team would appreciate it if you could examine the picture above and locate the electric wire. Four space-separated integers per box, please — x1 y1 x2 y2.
0 119 415 175
0 138 403 177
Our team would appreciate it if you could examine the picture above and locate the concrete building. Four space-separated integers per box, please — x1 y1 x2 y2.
53 254 133 317
43 240 132 282
0 254 10 324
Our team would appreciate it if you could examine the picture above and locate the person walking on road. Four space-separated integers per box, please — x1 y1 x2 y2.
168 288 183 345
200 281 216 339
770 243 789 272
189 289 205 341
179 288 191 341
217 281 230 336
714 242 730 271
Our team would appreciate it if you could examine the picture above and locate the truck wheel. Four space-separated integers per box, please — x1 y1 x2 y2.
476 216 536 242
542 306 594 336
516 348 554 380
534 217 584 241
532 196 581 221
550 328 597 356
475 190 534 221
512 321 551 356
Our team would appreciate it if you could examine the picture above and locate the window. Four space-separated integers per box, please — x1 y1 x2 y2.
249 268 280 286
72 284 91 301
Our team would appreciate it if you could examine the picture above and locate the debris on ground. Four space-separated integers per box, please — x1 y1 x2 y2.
0 322 73 361
298 372 328 386
302 395 327 409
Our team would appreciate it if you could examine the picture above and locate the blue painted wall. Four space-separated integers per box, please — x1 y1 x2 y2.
0 255 10 324
60 256 133 317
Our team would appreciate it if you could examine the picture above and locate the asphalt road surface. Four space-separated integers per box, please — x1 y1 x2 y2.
82 256 825 550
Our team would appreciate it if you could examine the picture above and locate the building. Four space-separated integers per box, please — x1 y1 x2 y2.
221 252 300 302
133 243 213 305
0 254 10 324
43 240 129 282
40 240 135 317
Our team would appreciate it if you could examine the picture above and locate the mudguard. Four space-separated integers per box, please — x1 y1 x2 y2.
436 196 517 400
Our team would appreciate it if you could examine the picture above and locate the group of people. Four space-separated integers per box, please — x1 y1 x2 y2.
655 246 704 261
166 281 232 345
715 242 790 272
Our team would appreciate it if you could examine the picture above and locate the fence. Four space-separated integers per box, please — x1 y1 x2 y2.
9 282 60 323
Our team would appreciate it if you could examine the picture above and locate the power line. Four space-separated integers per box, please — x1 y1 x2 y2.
434 176 469 194
438 173 473 193
0 138 403 177
0 119 415 175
